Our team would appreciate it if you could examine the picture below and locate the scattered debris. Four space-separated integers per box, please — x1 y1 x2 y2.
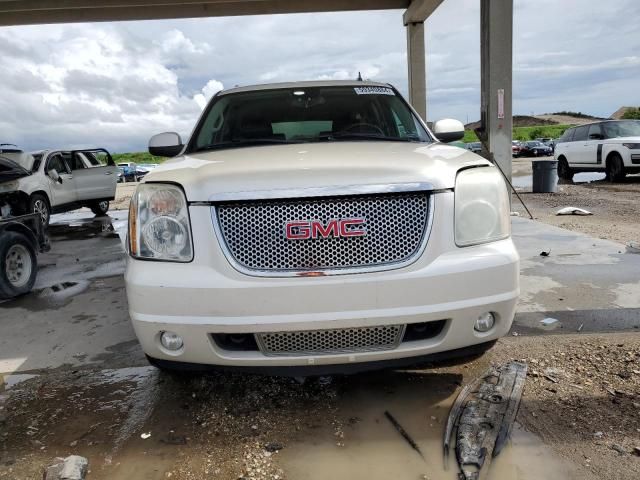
539 250 551 257
593 431 604 439
160 431 187 445
577 323 584 332
611 444 627 455
633 447 640 457
264 442 285 453
44 455 88 480
626 241 640 254
384 411 424 459
140 432 151 439
510 211 521 217
540 318 559 327
444 361 527 480
556 207 592 216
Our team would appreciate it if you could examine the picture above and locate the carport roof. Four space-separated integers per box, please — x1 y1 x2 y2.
0 0 443 26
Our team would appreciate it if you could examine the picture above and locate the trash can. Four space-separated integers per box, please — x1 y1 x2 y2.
532 160 558 193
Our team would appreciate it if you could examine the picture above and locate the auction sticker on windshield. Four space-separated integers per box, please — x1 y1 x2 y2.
354 87 394 95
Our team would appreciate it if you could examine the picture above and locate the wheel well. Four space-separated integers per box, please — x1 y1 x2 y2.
557 155 567 162
30 191 50 207
0 223 38 251
605 151 622 166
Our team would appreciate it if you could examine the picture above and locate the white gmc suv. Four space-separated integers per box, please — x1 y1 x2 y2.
125 81 519 374
554 120 640 182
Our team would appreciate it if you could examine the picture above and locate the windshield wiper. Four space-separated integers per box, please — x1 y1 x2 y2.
323 132 417 142
194 138 296 152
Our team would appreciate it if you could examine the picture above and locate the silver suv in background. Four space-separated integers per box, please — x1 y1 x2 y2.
554 120 640 181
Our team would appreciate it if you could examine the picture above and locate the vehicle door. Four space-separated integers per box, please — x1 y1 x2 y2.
45 152 77 206
71 150 117 201
566 125 589 164
583 123 604 166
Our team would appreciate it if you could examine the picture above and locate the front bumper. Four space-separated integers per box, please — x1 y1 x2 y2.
125 198 519 369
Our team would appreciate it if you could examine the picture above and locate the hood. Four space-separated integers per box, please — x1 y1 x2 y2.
143 142 491 201
0 154 32 183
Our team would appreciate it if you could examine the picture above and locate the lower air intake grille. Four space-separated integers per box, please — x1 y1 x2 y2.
256 324 404 356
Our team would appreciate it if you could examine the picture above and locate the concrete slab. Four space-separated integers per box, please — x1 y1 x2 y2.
512 217 640 335
0 211 142 374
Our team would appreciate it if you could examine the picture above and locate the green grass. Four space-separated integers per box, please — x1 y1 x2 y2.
463 124 572 143
111 152 167 164
622 108 640 120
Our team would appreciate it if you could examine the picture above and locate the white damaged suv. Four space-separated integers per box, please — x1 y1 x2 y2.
125 81 519 374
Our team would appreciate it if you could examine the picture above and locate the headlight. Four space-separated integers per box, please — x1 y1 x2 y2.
455 167 510 247
622 143 640 150
128 183 193 262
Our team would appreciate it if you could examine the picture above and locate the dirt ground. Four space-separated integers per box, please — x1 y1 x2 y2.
493 333 640 480
1 334 639 480
111 183 137 211
512 158 640 245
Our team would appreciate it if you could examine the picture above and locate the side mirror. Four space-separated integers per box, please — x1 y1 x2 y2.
433 118 465 143
48 169 62 184
589 133 604 140
149 132 183 157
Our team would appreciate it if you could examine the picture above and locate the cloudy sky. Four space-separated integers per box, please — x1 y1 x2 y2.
1 0 639 152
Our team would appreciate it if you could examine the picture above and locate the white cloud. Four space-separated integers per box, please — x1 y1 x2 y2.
194 79 224 109
1 0 639 151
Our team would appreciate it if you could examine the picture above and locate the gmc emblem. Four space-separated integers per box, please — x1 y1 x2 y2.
285 218 367 240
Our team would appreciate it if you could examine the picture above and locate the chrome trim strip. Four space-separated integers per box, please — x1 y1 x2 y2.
210 193 435 278
207 182 435 202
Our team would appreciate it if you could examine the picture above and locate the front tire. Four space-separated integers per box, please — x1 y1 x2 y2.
29 193 50 227
557 157 574 181
90 201 110 216
0 232 37 299
607 153 626 182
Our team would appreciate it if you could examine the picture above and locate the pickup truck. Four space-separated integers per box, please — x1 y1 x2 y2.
125 80 519 375
0 147 117 225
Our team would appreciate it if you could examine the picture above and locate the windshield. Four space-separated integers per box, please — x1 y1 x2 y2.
189 85 431 153
603 120 640 138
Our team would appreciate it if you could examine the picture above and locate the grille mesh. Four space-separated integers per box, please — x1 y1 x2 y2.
215 192 430 272
256 325 404 356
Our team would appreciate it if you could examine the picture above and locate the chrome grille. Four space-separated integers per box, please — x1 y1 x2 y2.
256 325 404 356
215 192 430 273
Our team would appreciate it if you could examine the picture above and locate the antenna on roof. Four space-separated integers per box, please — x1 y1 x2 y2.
357 71 363 81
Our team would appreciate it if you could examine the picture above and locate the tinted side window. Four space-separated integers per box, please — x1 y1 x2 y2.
587 123 603 139
559 129 574 142
573 125 589 142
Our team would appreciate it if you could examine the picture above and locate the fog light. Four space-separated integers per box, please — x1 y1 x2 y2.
160 331 184 351
474 312 495 332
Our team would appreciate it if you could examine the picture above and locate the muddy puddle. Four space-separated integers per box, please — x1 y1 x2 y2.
280 370 578 480
0 363 587 480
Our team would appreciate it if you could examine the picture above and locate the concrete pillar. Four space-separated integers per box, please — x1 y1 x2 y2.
406 21 427 120
479 0 513 186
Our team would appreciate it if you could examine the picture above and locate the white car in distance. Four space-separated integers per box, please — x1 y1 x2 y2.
0 148 117 225
554 120 640 182
125 81 519 375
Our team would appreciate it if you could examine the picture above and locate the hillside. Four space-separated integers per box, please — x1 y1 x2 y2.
465 112 601 130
